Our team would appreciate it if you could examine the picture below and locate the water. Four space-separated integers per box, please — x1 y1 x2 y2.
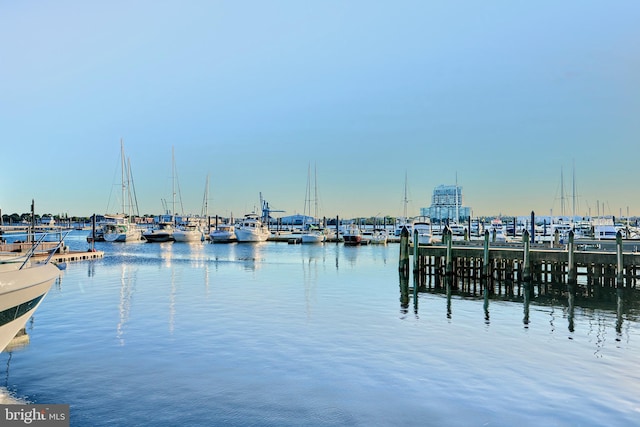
2 230 640 426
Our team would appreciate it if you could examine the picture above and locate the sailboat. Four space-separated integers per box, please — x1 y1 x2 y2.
104 140 143 242
144 147 180 243
301 163 325 244
174 167 207 243
394 171 413 236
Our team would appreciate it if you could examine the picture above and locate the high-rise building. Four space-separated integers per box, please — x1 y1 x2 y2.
420 184 471 222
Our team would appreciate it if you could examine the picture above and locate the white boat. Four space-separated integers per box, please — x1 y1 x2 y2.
365 228 388 245
0 253 31 272
300 227 325 244
0 260 61 353
448 223 467 237
394 218 413 237
412 217 432 245
103 140 143 242
300 164 325 244
342 223 362 246
210 222 236 243
234 214 271 242
103 214 142 242
488 218 507 242
143 220 175 243
593 219 617 240
173 221 204 242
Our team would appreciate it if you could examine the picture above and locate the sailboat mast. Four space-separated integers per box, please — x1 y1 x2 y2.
314 163 318 221
455 172 459 223
572 160 576 222
560 167 565 217
120 139 126 215
172 146 176 219
403 171 408 219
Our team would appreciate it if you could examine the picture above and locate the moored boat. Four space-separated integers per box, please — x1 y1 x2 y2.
173 221 204 243
143 221 175 243
342 223 362 246
103 215 143 242
210 223 236 243
0 262 61 352
234 214 271 242
412 217 432 245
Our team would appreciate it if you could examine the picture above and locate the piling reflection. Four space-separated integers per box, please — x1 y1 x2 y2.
523 283 531 327
567 284 575 333
399 271 639 342
616 288 624 336
399 271 409 312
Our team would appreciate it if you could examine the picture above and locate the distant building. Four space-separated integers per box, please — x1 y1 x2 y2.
420 184 471 222
276 214 315 226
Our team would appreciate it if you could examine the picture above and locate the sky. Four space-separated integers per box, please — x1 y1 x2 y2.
1 1 639 220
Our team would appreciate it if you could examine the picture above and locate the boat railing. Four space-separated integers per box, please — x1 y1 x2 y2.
19 230 71 269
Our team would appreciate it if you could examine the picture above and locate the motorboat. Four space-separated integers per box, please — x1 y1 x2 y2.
412 217 432 245
0 236 63 353
301 230 325 244
362 228 388 245
488 218 507 242
342 223 362 246
0 253 31 272
173 221 204 243
0 262 61 352
143 219 175 243
210 223 236 243
234 214 271 242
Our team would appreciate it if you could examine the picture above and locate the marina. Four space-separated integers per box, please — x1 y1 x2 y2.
0 229 639 426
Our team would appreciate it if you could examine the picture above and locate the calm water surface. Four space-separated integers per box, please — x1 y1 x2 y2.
2 231 639 426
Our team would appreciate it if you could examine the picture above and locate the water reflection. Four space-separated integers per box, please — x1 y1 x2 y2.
116 264 135 346
523 283 531 327
402 273 640 348
233 242 265 271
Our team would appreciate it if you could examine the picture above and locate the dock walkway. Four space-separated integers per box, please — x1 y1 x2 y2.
400 228 640 297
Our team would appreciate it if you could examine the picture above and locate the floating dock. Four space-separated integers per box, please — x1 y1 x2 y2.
1 241 104 264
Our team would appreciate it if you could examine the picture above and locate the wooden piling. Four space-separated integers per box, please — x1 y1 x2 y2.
413 229 420 274
445 227 453 276
617 230 624 288
399 226 410 276
522 230 531 282
567 230 576 285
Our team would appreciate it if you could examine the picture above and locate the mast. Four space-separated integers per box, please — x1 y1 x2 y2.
572 160 576 222
455 172 459 223
403 171 408 219
171 146 176 220
314 163 319 221
120 138 126 216
201 174 210 218
560 166 565 217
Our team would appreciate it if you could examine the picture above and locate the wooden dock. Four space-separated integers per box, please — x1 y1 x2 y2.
400 228 640 299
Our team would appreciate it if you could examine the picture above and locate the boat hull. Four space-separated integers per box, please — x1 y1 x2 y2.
173 231 203 242
143 232 174 243
210 231 236 243
0 263 60 352
234 229 270 242
301 232 325 244
343 235 362 246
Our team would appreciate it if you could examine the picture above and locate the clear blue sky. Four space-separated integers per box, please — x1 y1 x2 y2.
2 1 638 220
